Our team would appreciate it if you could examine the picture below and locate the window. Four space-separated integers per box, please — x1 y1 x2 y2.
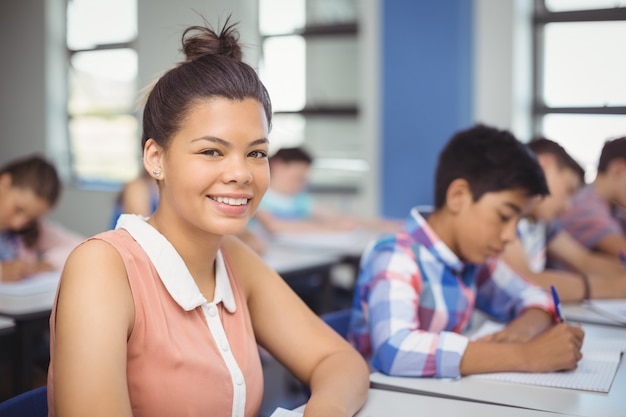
258 0 366 190
66 0 139 188
533 1 626 181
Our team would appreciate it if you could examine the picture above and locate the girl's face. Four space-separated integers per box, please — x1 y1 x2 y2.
0 174 50 232
148 98 270 237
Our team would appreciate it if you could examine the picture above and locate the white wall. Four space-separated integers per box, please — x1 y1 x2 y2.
474 0 533 140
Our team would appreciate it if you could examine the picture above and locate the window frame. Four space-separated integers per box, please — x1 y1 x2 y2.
65 6 139 190
532 1 626 135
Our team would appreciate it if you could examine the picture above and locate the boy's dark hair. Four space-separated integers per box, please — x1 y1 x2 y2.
434 124 549 209
598 137 626 173
269 147 313 165
527 137 585 183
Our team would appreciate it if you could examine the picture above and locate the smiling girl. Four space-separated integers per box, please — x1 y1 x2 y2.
47 19 368 417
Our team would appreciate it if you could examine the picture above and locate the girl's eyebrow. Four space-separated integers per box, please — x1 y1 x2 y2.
191 136 269 148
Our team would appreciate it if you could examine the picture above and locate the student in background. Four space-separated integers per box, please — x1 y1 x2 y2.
501 138 626 302
0 155 83 282
348 124 583 378
254 146 401 235
558 137 626 258
110 170 159 229
112 168 266 254
48 20 368 417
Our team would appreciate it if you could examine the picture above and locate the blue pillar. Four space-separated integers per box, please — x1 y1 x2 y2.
381 0 474 218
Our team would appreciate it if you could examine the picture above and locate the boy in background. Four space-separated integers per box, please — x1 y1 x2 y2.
254 147 401 235
348 124 583 378
558 137 626 258
500 138 626 302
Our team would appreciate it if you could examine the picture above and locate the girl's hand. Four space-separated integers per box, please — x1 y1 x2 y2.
1 260 38 282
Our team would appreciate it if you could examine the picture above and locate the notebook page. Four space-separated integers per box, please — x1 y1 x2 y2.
469 324 626 392
269 407 303 417
587 300 626 324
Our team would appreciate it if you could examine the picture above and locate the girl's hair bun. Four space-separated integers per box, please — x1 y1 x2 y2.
181 17 242 62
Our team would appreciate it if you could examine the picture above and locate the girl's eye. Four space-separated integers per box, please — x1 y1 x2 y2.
249 150 268 159
201 149 221 157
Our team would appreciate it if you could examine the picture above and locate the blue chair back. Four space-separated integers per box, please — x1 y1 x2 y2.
320 309 351 340
0 386 48 417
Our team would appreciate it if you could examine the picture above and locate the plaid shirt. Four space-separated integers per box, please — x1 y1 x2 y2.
348 208 553 378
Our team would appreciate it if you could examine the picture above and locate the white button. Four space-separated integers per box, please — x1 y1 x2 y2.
235 376 244 385
207 306 217 317
221 343 229 351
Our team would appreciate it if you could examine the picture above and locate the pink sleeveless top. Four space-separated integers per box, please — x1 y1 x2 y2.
48 215 263 417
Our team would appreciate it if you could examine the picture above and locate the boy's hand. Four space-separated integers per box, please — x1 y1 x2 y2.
475 327 534 344
520 323 584 372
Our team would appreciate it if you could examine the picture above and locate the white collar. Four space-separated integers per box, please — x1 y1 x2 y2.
115 214 236 313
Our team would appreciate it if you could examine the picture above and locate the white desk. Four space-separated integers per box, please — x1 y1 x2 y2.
295 388 572 416
263 244 342 314
370 323 626 417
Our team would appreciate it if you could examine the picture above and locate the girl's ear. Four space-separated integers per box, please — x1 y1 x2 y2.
143 139 164 180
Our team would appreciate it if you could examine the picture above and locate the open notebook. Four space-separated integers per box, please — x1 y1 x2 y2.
586 300 626 325
469 321 626 392
0 270 60 314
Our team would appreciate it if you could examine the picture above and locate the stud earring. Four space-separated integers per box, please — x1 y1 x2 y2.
152 169 161 177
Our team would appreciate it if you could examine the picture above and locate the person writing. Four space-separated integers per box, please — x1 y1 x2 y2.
558 137 626 258
348 124 584 378
501 137 626 302
253 146 401 235
0 155 83 282
110 170 159 229
47 19 369 417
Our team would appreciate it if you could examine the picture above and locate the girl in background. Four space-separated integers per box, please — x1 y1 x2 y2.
0 155 83 282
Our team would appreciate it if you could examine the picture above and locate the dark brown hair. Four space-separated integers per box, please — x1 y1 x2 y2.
527 137 585 183
269 147 313 165
0 155 61 246
141 17 272 150
598 137 626 173
434 124 549 209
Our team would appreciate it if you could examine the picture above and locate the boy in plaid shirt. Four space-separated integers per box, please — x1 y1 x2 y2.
348 124 584 378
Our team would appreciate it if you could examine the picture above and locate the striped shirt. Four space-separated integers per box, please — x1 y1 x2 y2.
558 184 626 250
348 208 553 378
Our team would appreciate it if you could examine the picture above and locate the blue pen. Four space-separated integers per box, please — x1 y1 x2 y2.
619 252 626 269
550 285 566 323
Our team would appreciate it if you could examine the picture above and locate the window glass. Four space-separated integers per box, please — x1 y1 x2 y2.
305 0 359 26
260 36 306 112
66 0 138 186
69 49 138 115
70 116 140 183
545 0 626 12
542 114 626 182
543 22 626 107
67 0 137 50
259 0 305 34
